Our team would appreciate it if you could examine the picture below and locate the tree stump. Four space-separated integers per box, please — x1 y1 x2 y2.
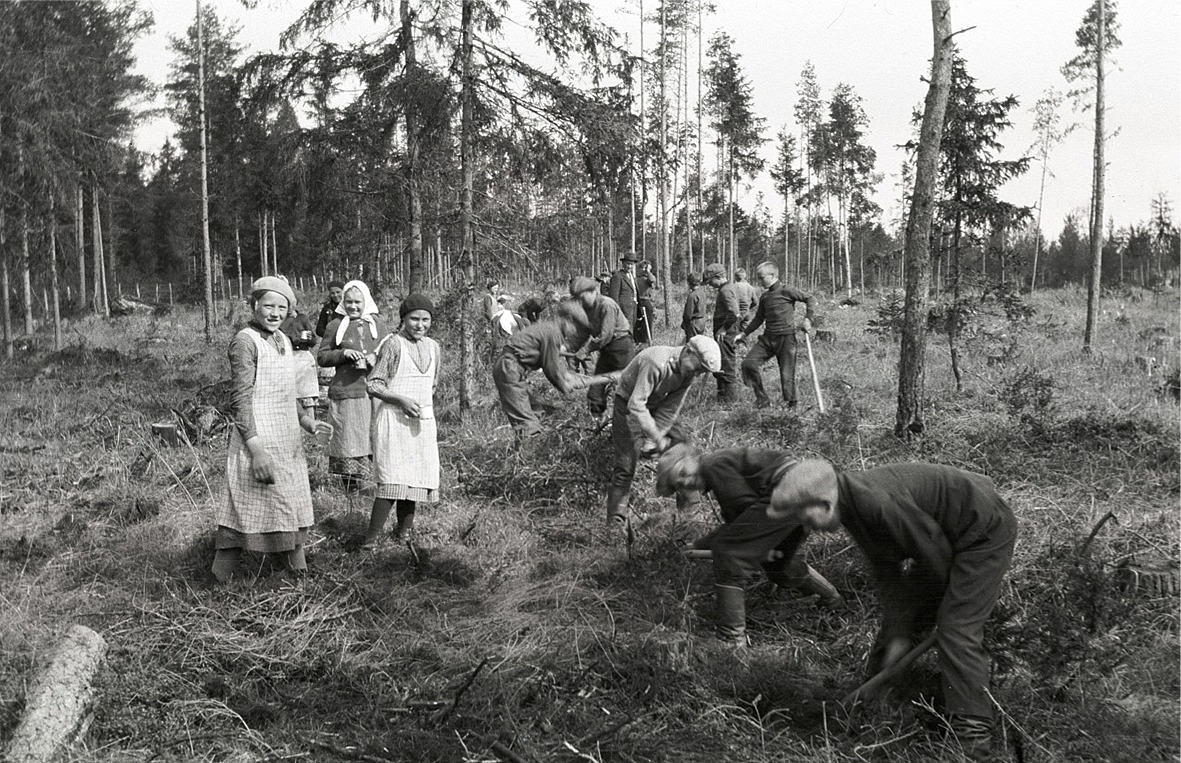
5 625 107 763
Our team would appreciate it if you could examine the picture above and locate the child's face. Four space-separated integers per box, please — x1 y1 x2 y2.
342 288 365 319
402 310 432 340
328 286 344 304
253 291 289 332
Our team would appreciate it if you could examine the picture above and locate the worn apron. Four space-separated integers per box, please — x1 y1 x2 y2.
371 335 440 493
219 329 315 533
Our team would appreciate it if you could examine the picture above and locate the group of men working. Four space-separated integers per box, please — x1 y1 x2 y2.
486 255 1014 760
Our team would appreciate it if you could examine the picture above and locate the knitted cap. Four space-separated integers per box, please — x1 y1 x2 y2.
703 262 726 279
250 276 296 309
400 292 434 318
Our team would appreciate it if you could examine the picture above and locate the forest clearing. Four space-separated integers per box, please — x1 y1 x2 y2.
1 283 1177 763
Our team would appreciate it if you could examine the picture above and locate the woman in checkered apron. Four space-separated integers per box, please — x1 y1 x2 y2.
213 277 332 583
362 294 441 546
316 280 390 493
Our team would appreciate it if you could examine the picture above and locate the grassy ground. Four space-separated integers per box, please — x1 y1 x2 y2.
1 285 1177 763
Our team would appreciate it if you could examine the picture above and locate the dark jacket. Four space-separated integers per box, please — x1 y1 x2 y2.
681 286 711 336
744 281 816 338
608 269 639 325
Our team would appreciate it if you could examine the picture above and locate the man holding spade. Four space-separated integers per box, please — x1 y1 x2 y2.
736 261 817 409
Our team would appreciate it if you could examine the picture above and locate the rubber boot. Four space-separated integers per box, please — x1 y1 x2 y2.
211 548 242 584
714 584 747 646
394 500 416 542
362 498 393 547
606 485 630 523
285 545 307 572
950 715 994 761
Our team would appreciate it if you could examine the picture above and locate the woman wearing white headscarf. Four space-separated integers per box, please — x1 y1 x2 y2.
316 279 391 492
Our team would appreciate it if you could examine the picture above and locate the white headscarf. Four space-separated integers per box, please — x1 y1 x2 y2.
334 280 380 344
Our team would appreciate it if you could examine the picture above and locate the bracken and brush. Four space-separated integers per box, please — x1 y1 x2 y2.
0 286 1177 763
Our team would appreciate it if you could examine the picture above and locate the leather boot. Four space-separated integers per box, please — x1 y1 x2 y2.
769 563 844 606
606 485 630 523
714 584 747 646
362 498 393 547
394 500 416 542
950 715 994 761
211 548 241 584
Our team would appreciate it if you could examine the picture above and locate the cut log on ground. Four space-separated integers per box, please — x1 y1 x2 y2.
5 624 107 763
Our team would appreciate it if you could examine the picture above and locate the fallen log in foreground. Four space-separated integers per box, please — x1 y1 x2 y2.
5 624 107 763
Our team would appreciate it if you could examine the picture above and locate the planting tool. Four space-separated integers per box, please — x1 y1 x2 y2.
841 629 939 706
801 328 825 413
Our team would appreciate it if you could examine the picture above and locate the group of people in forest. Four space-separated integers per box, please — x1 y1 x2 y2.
214 258 1017 761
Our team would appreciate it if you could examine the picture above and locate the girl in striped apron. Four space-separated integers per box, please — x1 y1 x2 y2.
362 294 441 546
214 277 333 583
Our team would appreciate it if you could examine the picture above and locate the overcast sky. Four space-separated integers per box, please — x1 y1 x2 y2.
134 0 1180 237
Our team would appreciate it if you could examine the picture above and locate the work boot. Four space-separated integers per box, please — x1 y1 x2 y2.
361 498 393 548
714 584 748 646
769 563 844 606
605 485 630 524
950 715 994 761
393 501 416 543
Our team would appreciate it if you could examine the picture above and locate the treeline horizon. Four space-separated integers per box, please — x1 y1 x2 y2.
1 0 1178 335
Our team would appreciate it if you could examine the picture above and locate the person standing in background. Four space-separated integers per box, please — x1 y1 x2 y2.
315 280 345 338
704 263 743 403
608 254 639 334
317 280 391 494
680 272 711 342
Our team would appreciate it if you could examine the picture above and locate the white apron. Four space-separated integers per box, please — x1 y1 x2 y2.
219 329 315 533
372 335 440 491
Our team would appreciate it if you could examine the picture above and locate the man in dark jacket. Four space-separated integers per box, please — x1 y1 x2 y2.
680 272 710 341
704 263 743 402
737 261 817 408
571 276 635 416
314 280 345 337
608 253 639 333
655 445 842 645
768 460 1017 760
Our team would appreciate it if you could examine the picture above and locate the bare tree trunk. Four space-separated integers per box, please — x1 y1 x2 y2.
21 205 33 336
234 217 242 285
639 0 646 263
1 212 11 358
198 0 214 341
458 0 477 411
896 0 954 440
1083 0 1105 352
75 185 86 307
269 209 278 275
91 187 108 317
401 0 425 293
49 192 62 350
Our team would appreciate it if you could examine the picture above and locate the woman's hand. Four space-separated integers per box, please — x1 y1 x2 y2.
246 438 276 484
394 395 422 418
343 349 364 362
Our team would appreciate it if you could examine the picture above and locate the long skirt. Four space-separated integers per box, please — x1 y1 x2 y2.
327 396 373 477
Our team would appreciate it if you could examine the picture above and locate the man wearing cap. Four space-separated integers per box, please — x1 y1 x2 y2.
655 445 843 645
571 276 635 416
604 336 722 536
766 459 1017 760
704 263 743 402
519 284 561 324
680 272 711 342
737 261 817 409
492 301 611 439
315 280 345 338
608 254 639 334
